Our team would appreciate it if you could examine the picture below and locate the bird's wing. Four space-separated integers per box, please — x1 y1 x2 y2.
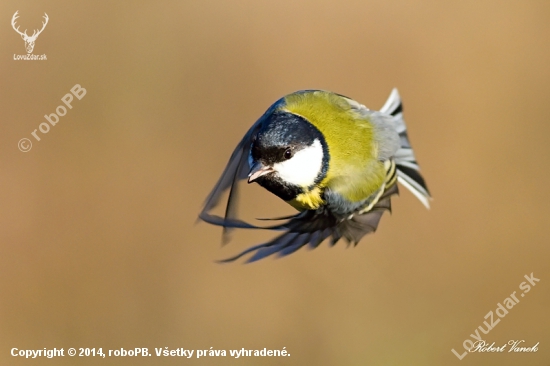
219 183 398 263
199 121 265 239
380 88 431 208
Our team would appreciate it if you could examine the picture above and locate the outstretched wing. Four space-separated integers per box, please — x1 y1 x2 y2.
219 184 398 263
199 121 263 239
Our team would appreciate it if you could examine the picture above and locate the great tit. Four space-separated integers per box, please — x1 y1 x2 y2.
200 89 430 262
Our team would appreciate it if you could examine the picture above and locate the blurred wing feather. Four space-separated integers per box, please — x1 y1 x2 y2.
199 123 264 235
218 184 399 262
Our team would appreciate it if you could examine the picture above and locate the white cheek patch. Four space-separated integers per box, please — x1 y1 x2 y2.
273 139 324 187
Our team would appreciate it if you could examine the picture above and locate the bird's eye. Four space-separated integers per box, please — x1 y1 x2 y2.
283 148 292 160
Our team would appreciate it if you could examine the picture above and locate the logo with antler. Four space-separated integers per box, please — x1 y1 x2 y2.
12 11 49 54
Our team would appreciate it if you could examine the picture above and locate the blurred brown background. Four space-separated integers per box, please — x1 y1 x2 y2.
1 1 549 365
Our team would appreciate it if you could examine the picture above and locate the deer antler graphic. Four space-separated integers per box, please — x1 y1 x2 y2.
12 11 49 54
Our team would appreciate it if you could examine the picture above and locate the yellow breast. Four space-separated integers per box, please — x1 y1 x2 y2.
287 187 325 211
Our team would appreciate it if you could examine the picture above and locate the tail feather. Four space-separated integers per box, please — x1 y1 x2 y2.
381 88 431 208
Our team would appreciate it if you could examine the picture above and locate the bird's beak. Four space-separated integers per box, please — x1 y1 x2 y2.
248 162 273 183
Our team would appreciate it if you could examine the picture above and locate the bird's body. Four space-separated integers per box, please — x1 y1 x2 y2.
279 91 398 213
200 89 430 262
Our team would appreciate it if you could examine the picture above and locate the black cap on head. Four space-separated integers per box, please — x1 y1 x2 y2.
252 111 324 165
249 111 329 202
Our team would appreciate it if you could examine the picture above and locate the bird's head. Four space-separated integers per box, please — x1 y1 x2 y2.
247 110 328 201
